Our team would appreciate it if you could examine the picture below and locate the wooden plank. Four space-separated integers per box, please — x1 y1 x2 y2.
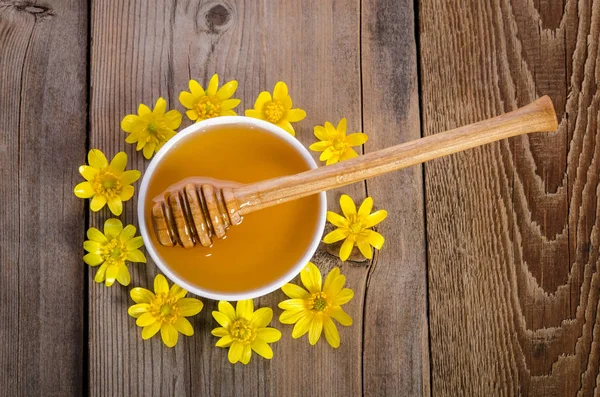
89 1 370 396
361 0 429 396
0 1 88 395
420 0 600 395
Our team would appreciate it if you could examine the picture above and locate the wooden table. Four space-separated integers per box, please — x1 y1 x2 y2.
1 1 599 396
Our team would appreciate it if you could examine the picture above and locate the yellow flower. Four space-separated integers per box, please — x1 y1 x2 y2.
212 300 281 365
179 74 240 122
84 218 146 287
245 81 306 136
128 274 204 348
278 262 353 348
323 195 387 261
121 97 182 159
309 118 368 165
74 149 141 215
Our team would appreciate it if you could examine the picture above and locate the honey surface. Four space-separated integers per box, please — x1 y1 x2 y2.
145 125 321 294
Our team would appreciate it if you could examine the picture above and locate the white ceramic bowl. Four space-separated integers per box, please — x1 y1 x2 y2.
137 116 326 301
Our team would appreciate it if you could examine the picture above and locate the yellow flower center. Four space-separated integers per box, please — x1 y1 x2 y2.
308 292 330 312
93 171 123 199
229 318 256 343
332 137 348 152
264 101 285 123
349 220 365 235
195 96 221 119
149 293 180 324
147 122 158 134
101 238 128 266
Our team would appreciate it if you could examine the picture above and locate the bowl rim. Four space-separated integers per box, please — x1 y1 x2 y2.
137 116 327 301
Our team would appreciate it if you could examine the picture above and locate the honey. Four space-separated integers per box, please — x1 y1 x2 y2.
144 125 321 295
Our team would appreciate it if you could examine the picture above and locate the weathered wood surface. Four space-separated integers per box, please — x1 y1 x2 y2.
420 0 600 395
0 0 88 396
2 0 599 395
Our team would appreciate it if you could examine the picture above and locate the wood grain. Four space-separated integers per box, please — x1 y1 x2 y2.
89 0 368 396
420 0 600 395
0 0 88 395
360 0 429 395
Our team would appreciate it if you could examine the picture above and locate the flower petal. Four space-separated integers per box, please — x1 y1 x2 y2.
94 263 107 282
125 236 144 250
130 287 155 303
365 210 388 228
79 165 98 181
119 224 136 240
127 303 149 318
120 170 141 185
279 309 306 324
87 227 108 243
88 149 108 169
346 132 368 146
119 185 134 201
323 228 350 244
125 131 141 144
216 335 233 347
153 97 167 115
330 307 353 326
188 79 204 97
340 148 359 161
136 312 157 327
323 268 341 293
220 98 240 111
300 262 322 293
90 195 107 212
120 114 141 132
104 218 123 239
105 265 118 286
228 341 243 364
221 110 237 116
278 120 295 136
272 82 289 102
358 197 374 217
127 249 146 263
308 316 323 345
326 153 340 165
240 344 252 364
332 288 354 306
337 118 348 136
253 91 272 111
109 152 127 172
314 125 328 140
251 339 273 359
236 299 254 319
164 109 182 130
367 230 385 249
245 109 263 119
107 197 123 216
357 238 373 259
217 301 236 320
83 240 101 254
320 147 334 161
327 212 349 229
154 274 169 294
206 74 219 96
211 327 229 337
217 80 238 100
287 108 306 122
116 266 131 286
138 103 151 116
339 238 355 261
179 91 196 109
309 141 331 152
74 182 95 198
174 317 194 336
178 298 203 316
169 284 187 299
257 327 282 343
291 313 312 339
251 307 273 328
278 299 306 311
323 317 340 348
339 195 356 218
142 143 155 159
83 253 103 266
161 323 178 347
142 322 161 340
281 283 310 299
324 271 346 297
324 122 337 138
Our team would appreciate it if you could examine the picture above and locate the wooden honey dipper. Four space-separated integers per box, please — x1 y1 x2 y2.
152 96 558 248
